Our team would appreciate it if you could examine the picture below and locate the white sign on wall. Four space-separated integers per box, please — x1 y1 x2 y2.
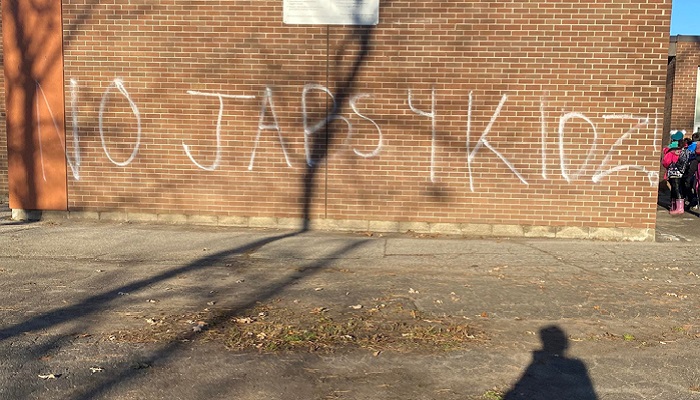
284 0 379 25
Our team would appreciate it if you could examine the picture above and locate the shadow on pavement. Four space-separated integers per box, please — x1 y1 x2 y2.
503 325 598 400
0 228 370 398
655 183 700 241
657 181 672 211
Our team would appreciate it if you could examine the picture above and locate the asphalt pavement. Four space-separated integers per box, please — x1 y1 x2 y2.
0 199 699 400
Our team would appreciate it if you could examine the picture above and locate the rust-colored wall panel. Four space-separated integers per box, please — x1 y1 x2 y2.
2 0 67 211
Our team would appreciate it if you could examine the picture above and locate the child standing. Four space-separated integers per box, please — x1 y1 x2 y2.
663 136 690 215
684 132 700 210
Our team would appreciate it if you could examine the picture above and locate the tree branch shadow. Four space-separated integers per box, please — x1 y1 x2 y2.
1 1 385 397
301 23 375 231
0 227 371 398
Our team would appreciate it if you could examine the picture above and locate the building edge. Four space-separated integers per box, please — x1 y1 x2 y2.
11 208 655 242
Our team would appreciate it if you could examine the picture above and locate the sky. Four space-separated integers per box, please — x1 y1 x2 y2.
670 0 700 35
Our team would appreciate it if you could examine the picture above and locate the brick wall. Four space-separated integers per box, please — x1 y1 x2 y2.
668 36 700 135
55 0 671 237
0 11 6 201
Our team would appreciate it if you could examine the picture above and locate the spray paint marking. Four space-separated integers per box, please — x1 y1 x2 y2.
69 79 82 180
35 83 46 181
592 114 657 185
35 81 81 181
301 83 351 167
249 87 292 171
408 88 437 182
99 79 142 167
540 99 547 179
349 93 383 158
465 92 474 191
466 93 528 191
558 112 598 183
62 79 661 188
186 90 256 171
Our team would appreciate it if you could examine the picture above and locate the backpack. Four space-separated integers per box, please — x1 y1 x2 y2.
668 149 689 178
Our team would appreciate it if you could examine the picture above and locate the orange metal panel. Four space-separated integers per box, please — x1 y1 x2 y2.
2 0 67 211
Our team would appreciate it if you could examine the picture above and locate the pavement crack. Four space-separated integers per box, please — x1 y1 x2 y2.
515 242 605 277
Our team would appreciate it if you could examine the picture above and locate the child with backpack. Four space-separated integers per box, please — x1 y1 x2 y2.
683 132 700 210
663 134 690 215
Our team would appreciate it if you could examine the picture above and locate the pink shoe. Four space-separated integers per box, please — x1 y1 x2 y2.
670 199 685 215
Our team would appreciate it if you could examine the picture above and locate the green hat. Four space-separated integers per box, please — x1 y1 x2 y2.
671 131 684 141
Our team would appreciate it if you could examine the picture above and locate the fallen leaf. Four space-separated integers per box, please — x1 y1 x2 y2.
38 374 60 379
349 304 363 310
90 367 104 373
192 321 208 332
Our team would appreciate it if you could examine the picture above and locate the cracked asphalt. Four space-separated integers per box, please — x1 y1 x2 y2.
0 201 699 400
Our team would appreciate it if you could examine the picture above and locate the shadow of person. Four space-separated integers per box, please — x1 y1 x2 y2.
503 325 598 400
657 179 672 210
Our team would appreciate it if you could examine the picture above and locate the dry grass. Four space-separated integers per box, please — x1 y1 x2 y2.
109 302 485 353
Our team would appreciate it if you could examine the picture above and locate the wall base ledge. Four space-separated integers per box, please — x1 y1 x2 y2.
12 209 655 242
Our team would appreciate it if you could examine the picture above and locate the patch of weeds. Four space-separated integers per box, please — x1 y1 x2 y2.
215 303 484 352
622 333 635 341
284 330 318 343
483 389 504 400
107 301 485 353
659 324 699 340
